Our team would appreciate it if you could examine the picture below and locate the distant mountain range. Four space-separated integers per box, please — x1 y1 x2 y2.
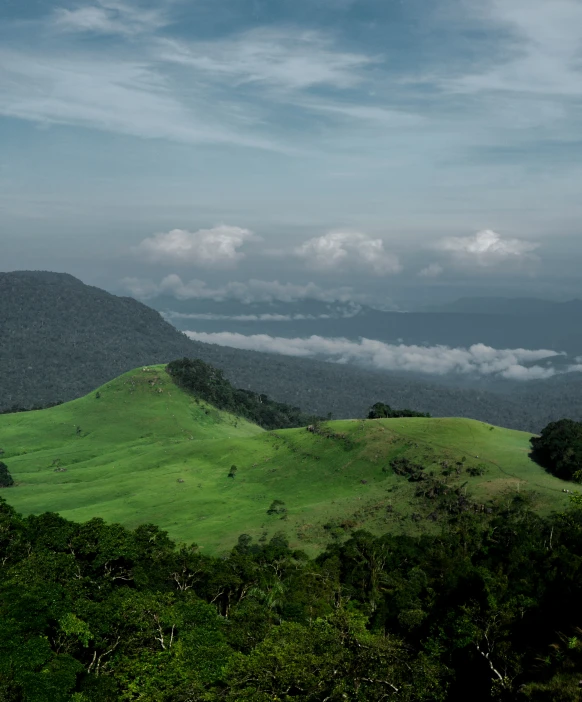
1 270 581 432
424 296 582 317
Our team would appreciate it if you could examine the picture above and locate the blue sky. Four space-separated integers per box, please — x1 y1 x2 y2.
1 0 582 304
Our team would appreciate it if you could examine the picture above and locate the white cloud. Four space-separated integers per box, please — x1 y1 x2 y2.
121 275 378 306
53 1 167 36
158 28 376 92
183 331 573 381
295 231 402 275
134 226 259 267
446 0 582 99
435 229 540 267
419 262 443 278
0 51 280 151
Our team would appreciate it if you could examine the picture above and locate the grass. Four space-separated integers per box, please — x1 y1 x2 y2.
0 365 571 555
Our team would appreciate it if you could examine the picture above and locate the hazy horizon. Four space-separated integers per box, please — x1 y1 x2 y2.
2 0 582 307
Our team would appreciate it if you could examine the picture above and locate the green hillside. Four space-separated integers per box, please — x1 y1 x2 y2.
0 365 570 554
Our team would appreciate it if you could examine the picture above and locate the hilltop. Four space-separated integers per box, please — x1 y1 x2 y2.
0 364 569 554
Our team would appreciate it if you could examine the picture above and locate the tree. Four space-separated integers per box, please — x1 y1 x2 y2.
367 402 430 419
530 418 582 481
0 462 14 488
267 500 287 516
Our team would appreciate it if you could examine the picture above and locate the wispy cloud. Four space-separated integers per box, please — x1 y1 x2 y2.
162 311 343 322
122 274 376 305
445 0 582 99
53 0 169 36
0 50 280 150
183 331 577 381
158 28 377 92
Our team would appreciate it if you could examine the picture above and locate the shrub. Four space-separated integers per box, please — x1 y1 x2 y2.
267 500 287 516
0 462 14 488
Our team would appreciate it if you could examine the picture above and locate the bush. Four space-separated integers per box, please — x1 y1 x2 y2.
530 419 582 481
0 462 14 488
267 500 287 516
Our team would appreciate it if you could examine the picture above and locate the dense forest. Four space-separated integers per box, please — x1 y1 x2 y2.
1 493 582 701
2 271 582 432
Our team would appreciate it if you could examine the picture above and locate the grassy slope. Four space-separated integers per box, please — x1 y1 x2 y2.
0 366 570 555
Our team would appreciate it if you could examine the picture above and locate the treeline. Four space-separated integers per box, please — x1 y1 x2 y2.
166 357 320 430
0 400 63 415
367 401 431 419
2 495 582 700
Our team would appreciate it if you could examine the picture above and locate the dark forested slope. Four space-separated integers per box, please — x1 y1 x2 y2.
0 271 579 432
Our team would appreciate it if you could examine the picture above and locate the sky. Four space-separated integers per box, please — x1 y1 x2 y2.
2 0 582 307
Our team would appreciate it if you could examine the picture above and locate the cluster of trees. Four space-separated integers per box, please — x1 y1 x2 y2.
367 402 431 419
2 494 582 700
0 462 14 488
166 358 320 430
530 418 582 481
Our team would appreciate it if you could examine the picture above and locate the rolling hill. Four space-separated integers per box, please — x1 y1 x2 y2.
0 365 569 555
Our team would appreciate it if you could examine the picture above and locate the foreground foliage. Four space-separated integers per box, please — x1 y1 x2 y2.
1 494 582 701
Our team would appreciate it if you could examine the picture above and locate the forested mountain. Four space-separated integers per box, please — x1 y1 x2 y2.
0 271 580 432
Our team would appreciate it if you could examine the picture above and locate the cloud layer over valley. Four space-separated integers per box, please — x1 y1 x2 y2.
183 331 582 381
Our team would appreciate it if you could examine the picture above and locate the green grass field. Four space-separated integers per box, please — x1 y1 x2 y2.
0 365 570 554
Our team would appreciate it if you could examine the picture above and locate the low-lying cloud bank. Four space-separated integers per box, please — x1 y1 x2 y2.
122 275 384 306
163 310 358 322
184 331 582 381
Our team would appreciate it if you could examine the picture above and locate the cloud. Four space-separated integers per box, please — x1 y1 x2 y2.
134 226 259 267
53 0 168 36
121 274 378 306
444 0 582 99
435 229 540 267
158 28 376 92
0 50 281 151
183 331 575 381
162 311 336 322
294 231 402 275
418 263 443 278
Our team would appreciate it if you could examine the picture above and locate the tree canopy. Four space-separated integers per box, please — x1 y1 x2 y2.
530 418 582 481
367 402 431 419
167 357 320 430
2 493 582 699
